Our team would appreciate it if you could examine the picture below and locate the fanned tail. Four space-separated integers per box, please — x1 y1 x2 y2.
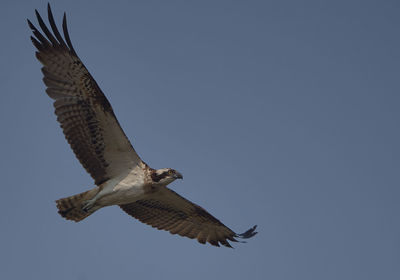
56 188 99 222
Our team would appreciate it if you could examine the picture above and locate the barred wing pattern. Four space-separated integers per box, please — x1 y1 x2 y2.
28 5 142 185
120 188 258 247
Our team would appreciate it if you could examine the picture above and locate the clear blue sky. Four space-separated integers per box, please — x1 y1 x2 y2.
1 0 399 279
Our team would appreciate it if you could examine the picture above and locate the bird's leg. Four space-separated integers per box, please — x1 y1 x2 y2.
82 198 96 213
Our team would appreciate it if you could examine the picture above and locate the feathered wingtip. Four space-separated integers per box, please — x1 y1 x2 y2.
222 225 257 248
236 225 258 239
27 3 77 55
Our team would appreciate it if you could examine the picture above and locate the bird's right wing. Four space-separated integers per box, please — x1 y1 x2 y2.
120 187 257 247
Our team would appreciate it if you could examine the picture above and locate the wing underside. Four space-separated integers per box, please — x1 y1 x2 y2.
120 187 257 247
28 4 142 185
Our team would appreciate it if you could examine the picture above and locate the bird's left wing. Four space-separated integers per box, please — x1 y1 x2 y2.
119 187 257 247
28 5 143 185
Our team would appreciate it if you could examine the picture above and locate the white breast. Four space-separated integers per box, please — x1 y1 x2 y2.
96 165 147 206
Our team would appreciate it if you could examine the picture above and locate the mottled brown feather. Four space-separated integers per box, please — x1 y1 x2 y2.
120 187 246 247
28 4 142 185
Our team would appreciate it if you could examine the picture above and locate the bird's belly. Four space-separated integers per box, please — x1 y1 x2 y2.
96 177 146 206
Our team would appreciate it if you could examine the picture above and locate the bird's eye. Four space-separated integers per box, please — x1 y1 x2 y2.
168 169 174 175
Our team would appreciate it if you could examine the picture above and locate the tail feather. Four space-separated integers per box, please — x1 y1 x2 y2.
56 188 99 222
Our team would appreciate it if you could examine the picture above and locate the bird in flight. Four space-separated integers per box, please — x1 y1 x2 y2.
28 4 257 248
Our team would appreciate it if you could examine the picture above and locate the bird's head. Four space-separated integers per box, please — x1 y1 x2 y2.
151 168 183 186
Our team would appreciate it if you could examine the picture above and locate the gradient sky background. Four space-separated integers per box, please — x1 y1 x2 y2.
1 0 399 279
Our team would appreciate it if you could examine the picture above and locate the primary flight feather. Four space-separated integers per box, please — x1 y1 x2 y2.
28 4 257 247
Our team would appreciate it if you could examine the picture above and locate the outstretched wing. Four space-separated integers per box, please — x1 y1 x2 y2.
28 4 142 185
120 188 257 247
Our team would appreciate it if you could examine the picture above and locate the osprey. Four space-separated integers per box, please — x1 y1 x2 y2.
28 4 257 248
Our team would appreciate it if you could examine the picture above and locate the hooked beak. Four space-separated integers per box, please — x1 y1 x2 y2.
174 172 183 180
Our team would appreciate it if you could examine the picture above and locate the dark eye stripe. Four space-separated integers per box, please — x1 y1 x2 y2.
151 171 169 182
